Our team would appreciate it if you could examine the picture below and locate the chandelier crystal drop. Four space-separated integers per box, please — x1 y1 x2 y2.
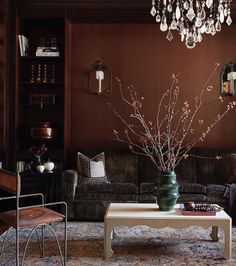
150 0 232 49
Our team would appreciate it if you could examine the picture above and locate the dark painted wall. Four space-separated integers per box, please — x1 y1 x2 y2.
70 23 236 150
0 14 4 150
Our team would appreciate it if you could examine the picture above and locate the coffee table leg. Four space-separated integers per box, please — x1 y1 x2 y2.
210 226 219 241
104 221 114 260
222 220 232 260
111 229 116 239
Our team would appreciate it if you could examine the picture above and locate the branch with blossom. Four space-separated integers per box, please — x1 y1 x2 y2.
29 144 48 159
108 63 236 172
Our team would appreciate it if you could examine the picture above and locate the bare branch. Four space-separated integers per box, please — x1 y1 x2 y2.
109 65 235 171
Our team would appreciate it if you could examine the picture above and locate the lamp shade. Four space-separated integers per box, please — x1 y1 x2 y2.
88 60 112 95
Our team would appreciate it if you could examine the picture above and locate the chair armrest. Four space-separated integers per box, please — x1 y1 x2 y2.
61 170 78 219
0 193 44 204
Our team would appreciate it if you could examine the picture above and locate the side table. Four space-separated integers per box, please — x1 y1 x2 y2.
20 170 61 205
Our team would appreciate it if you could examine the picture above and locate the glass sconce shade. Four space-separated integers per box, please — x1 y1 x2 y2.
88 60 112 95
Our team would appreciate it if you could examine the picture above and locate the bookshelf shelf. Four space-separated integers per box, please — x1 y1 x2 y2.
20 56 64 61
16 17 65 152
20 82 64 86
20 103 64 107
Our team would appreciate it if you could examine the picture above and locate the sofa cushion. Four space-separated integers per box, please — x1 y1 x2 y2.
138 194 156 203
74 199 138 221
178 193 207 202
138 157 159 184
75 183 138 195
139 183 154 194
140 182 207 194
77 152 110 184
206 184 226 195
79 148 139 184
175 155 197 183
75 193 138 201
230 153 236 177
207 195 228 203
194 148 231 185
105 150 138 184
73 200 108 221
179 183 206 194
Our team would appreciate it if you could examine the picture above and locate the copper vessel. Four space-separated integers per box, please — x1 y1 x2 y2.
30 122 57 140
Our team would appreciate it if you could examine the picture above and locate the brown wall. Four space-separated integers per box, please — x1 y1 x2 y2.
71 23 236 150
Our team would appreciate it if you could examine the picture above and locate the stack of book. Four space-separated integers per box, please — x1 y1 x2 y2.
18 35 29 56
36 47 60 57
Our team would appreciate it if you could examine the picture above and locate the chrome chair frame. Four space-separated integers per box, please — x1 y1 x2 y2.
0 170 67 266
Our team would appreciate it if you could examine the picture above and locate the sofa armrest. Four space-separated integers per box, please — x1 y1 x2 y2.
61 169 78 219
226 175 236 184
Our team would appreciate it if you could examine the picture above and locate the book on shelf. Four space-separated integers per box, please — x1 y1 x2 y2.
18 35 29 56
18 35 23 56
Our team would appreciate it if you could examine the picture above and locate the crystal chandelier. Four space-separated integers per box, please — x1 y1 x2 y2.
150 0 232 49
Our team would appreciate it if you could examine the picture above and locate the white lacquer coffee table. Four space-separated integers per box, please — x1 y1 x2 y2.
104 203 232 260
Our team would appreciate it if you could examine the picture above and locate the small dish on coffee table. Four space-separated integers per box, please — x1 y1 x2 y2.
180 202 223 216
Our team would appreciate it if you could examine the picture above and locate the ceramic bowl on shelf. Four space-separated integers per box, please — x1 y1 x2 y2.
44 161 55 172
36 164 45 173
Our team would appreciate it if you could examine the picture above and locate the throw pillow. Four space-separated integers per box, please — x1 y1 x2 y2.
77 152 110 184
90 160 105 178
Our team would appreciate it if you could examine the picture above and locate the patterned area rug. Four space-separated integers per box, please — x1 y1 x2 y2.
0 222 236 265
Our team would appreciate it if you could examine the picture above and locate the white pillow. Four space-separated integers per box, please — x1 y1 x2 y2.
89 160 105 178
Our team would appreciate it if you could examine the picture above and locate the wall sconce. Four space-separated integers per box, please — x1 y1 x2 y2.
88 60 112 95
221 62 236 96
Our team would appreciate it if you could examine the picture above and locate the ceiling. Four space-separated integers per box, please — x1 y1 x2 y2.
4 0 236 23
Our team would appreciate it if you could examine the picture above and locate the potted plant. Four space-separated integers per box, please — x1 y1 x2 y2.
109 63 236 211
29 144 48 172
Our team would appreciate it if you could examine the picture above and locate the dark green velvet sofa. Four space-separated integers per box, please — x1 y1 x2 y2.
61 147 236 221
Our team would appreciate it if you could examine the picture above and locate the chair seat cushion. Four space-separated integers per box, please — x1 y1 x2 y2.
0 207 64 228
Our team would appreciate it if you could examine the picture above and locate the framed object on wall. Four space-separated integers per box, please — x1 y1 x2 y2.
221 62 236 96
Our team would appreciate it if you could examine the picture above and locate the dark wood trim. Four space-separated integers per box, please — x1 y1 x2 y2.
1 2 16 169
14 1 236 24
16 9 65 18
64 13 72 164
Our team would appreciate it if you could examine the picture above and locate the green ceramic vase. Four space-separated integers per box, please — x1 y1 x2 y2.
154 170 179 211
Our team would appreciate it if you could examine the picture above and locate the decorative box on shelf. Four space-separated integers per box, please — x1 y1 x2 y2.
30 94 56 106
36 47 60 57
